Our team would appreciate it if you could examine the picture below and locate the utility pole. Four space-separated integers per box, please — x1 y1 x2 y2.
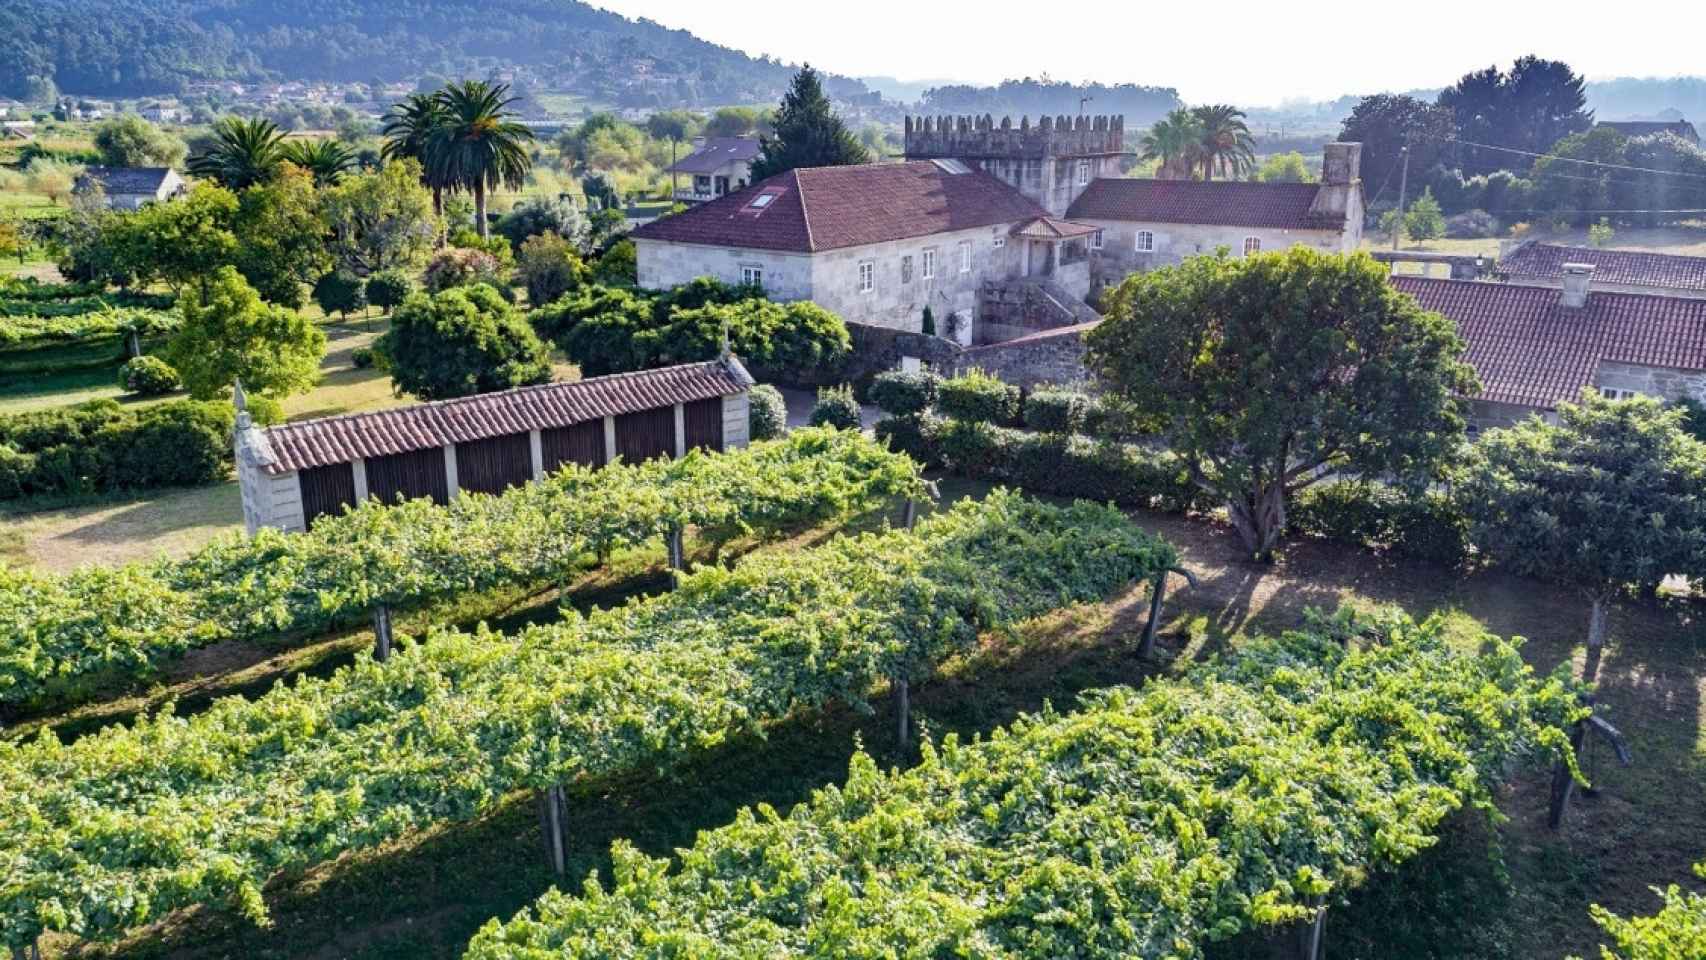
1392 144 1410 251
669 138 678 202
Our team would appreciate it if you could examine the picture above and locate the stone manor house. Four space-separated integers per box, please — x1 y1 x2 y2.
632 115 1365 347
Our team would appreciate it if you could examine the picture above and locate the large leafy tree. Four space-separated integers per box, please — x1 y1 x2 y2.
1438 55 1593 169
428 80 534 240
231 165 332 309
376 283 552 399
108 182 239 293
1457 393 1706 684
279 138 356 186
1190 104 1255 181
320 159 441 276
749 65 869 181
1337 94 1456 199
380 92 453 217
165 266 325 401
92 114 187 168
1087 248 1475 561
187 117 289 190
1139 109 1202 180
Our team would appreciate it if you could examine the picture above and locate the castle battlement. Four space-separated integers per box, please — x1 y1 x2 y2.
904 114 1126 161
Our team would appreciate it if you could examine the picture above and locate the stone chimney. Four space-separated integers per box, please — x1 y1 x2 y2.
692 135 706 149
1560 263 1596 308
1308 142 1364 222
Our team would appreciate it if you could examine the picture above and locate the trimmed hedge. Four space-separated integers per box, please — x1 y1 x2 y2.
117 355 181 396
808 384 862 430
0 400 234 499
936 368 1020 425
748 384 787 441
868 370 939 417
1289 481 1471 567
1023 385 1088 434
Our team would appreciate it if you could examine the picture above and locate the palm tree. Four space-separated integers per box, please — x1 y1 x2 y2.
428 80 534 239
381 92 452 216
1192 105 1256 181
1139 109 1203 180
187 117 288 189
279 138 357 186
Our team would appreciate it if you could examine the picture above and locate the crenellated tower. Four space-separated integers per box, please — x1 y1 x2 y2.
903 114 1126 216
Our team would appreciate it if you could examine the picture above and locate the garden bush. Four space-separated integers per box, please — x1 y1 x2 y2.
377 284 552 400
1023 386 1089 433
311 270 367 320
422 247 507 294
363 269 414 315
808 384 862 430
118 355 181 396
1290 480 1471 566
937 368 1021 425
350 347 375 369
0 399 235 499
868 370 940 417
747 383 787 441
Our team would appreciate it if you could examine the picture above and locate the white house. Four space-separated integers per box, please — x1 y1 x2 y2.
74 167 187 210
666 137 761 203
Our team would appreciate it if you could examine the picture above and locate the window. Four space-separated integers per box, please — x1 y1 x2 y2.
1600 387 1641 401
1076 159 1090 186
993 236 1006 249
1243 236 1262 256
1090 229 1104 251
1135 230 1155 253
740 264 763 288
858 259 874 293
749 193 776 209
922 248 937 280
901 254 913 284
958 240 972 273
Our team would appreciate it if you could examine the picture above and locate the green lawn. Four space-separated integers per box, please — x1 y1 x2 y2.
19 479 1705 960
1364 223 1706 271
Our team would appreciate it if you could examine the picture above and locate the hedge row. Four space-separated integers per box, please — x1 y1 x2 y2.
0 399 233 500
1288 481 1472 567
465 607 1580 959
0 429 926 710
871 369 1141 436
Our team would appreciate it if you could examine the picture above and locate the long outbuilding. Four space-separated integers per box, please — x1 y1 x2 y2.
234 356 755 534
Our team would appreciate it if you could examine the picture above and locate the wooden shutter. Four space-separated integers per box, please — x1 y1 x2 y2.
541 420 606 473
682 397 724 453
365 446 450 506
299 462 356 530
455 433 533 496
614 406 676 464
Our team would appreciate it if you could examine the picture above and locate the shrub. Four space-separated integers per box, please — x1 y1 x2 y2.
0 399 234 499
1445 209 1500 240
351 347 375 369
591 238 636 286
868 370 940 417
1588 217 1616 247
937 369 1021 425
364 268 414 315
1022 386 1088 434
376 284 553 400
808 384 862 430
516 231 587 307
1290 481 1471 566
118 355 181 396
747 384 788 441
495 196 583 248
0 444 35 499
311 270 367 320
423 247 507 294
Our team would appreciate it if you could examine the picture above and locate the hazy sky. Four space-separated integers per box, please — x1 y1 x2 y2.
593 0 1702 104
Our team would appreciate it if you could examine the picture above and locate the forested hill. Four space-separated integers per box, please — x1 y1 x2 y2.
0 0 869 103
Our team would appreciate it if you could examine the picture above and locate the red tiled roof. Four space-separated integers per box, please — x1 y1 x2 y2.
631 161 1050 253
1393 277 1706 408
1010 216 1099 240
1498 243 1706 294
1067 178 1334 230
258 358 753 474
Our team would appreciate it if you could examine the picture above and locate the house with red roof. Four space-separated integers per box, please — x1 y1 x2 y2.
1497 241 1706 300
666 136 761 203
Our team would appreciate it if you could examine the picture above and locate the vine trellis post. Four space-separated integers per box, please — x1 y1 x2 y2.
1138 566 1199 660
1295 897 1326 960
1548 701 1631 830
371 603 393 662
539 785 567 875
892 485 935 750
665 524 685 574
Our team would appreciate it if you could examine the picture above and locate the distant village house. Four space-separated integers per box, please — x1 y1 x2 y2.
74 167 187 210
667 136 761 203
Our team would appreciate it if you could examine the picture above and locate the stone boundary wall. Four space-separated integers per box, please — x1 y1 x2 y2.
841 318 1097 391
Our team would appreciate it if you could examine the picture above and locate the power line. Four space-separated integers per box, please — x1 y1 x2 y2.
1444 137 1706 181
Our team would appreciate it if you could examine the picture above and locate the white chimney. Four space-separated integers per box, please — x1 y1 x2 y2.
1560 263 1595 308
691 135 706 150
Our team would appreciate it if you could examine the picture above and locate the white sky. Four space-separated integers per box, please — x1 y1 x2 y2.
591 0 1702 105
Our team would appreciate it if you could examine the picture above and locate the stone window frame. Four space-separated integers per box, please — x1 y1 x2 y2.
1135 230 1155 253
1242 236 1262 257
858 259 875 294
958 240 972 273
1076 159 1090 186
740 264 764 288
922 247 937 281
1600 387 1641 401
1090 229 1104 251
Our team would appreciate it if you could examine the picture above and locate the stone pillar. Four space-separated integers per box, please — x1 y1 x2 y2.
603 415 617 463
529 429 544 481
352 458 369 501
443 444 459 500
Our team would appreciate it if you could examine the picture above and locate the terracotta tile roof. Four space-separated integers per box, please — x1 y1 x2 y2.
1498 243 1706 294
257 358 753 474
77 166 177 196
665 137 762 175
1067 178 1336 230
1393 277 1706 408
631 161 1050 253
1010 216 1100 240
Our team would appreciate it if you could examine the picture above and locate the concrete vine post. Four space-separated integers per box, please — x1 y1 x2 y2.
895 677 911 749
902 498 918 530
371 603 393 662
665 524 685 573
1296 898 1326 960
539 785 567 875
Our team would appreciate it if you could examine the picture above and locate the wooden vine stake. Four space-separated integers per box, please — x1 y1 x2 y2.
538 785 567 875
1139 567 1199 660
665 524 685 574
371 603 393 662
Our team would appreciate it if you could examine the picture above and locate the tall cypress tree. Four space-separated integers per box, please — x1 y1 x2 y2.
749 65 870 181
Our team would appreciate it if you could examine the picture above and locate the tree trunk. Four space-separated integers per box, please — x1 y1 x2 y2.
475 180 488 240
1582 595 1608 686
1547 717 1589 830
1226 483 1287 563
1138 571 1168 660
895 677 910 749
